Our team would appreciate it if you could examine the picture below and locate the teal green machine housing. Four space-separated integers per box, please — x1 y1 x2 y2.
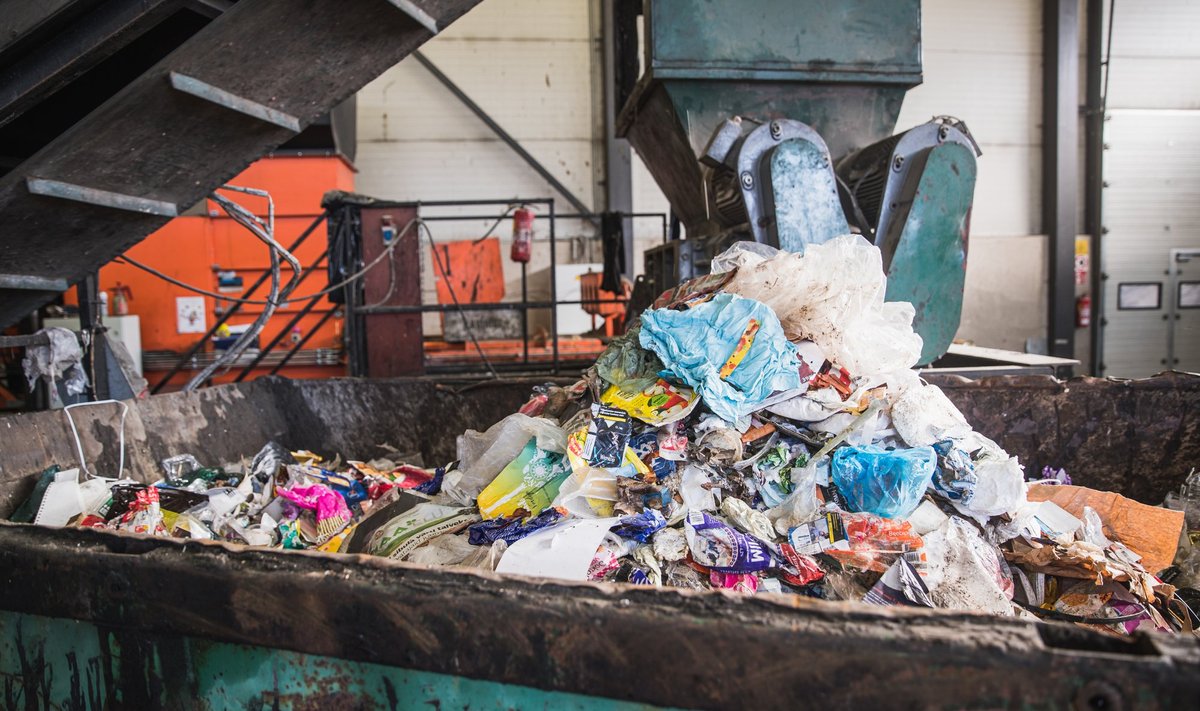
619 0 980 364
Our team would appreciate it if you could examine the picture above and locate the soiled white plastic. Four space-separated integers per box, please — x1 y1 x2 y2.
951 434 1027 524
552 465 618 518
709 241 780 274
892 383 973 447
720 497 777 542
766 461 821 536
678 464 718 516
445 414 567 504
719 235 923 376
921 517 1015 616
407 532 477 566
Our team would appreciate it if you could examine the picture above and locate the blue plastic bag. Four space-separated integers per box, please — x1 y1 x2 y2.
830 445 936 519
639 293 804 423
610 508 667 542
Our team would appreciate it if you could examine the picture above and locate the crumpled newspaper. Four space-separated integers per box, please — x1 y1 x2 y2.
22 327 88 395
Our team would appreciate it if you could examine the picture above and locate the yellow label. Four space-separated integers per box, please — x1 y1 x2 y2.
719 318 760 379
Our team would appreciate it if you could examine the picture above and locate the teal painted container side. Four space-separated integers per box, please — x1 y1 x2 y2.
649 0 922 82
884 143 978 364
0 610 679 711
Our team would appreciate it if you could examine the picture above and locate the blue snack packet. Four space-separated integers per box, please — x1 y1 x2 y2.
467 507 563 546
610 508 667 543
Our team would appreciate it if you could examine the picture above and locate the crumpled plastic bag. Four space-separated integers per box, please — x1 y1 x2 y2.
407 533 477 566
445 414 567 504
718 235 923 376
952 450 1025 524
22 327 88 395
250 441 295 483
593 322 664 391
931 431 1026 525
921 517 1015 616
830 444 936 519
766 460 821 535
639 293 804 423
892 383 972 447
709 240 782 274
611 508 668 542
468 508 563 546
553 465 618 518
677 464 718 516
720 497 777 542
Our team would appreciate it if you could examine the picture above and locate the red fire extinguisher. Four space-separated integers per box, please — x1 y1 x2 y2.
511 207 533 263
1076 293 1091 328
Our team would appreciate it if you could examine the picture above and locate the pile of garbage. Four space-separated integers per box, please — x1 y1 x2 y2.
14 235 1197 635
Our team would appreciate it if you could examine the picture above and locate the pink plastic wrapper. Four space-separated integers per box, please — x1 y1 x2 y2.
710 571 759 594
278 484 352 526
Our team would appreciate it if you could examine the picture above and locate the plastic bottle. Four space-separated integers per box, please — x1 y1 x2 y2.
1182 468 1200 531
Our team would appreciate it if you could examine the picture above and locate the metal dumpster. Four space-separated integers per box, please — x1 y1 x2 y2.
0 373 1198 709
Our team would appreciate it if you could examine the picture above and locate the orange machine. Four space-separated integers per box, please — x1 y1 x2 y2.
68 156 355 391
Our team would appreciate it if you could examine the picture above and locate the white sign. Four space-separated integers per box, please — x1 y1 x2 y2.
176 296 207 334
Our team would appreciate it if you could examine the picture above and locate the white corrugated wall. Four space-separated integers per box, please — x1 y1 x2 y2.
1099 0 1200 376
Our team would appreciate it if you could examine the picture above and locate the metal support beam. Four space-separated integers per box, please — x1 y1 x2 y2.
412 51 597 222
0 274 68 291
26 178 179 216
0 333 51 348
1085 0 1108 375
387 0 439 35
169 72 301 131
603 0 635 277
0 0 178 129
184 0 234 19
1043 0 1080 360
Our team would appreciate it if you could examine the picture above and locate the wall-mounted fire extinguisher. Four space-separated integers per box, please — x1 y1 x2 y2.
511 206 533 263
1076 293 1091 328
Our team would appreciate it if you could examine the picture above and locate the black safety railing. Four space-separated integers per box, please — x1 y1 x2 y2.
154 200 667 387
150 212 328 393
354 198 667 375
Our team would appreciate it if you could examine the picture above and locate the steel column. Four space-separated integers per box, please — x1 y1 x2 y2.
1043 0 1080 360
76 273 108 401
1085 0 1109 375
603 0 635 277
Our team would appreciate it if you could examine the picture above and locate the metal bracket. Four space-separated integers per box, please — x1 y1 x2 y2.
26 178 178 216
169 72 301 131
387 0 439 34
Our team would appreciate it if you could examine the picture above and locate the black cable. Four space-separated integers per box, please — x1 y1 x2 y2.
472 204 519 245
1014 598 1148 624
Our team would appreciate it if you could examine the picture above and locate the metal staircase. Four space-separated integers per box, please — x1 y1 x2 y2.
0 0 483 327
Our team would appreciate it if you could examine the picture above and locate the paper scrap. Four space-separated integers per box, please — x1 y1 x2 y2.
496 517 622 581
1028 484 1185 573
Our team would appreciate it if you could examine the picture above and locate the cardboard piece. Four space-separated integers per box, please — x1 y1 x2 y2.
1027 484 1184 573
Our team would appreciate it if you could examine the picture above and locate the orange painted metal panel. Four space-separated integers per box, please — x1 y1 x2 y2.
432 238 506 305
